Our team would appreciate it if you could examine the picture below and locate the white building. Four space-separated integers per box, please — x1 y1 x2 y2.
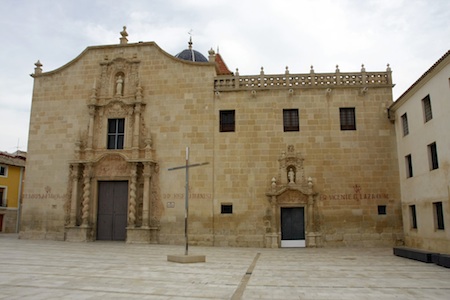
389 50 450 253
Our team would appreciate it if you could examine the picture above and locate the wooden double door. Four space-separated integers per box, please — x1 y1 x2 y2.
97 181 128 241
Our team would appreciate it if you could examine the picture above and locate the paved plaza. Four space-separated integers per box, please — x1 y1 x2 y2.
0 234 449 299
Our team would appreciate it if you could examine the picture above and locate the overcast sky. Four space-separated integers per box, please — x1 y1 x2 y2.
1 0 449 152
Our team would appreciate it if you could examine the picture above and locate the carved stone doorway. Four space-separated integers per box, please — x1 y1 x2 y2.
265 145 321 248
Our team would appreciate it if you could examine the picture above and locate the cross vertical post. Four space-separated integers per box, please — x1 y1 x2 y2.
184 146 189 255
167 147 208 259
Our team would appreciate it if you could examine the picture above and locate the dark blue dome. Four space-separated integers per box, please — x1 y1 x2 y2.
174 37 208 62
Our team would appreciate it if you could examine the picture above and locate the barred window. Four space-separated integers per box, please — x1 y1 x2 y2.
283 109 299 132
422 95 433 122
339 107 356 130
428 142 439 170
219 110 235 132
401 113 409 136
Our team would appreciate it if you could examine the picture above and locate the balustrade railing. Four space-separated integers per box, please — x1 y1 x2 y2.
214 66 392 91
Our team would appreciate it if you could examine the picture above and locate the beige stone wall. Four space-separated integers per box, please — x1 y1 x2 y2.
213 87 402 247
21 40 403 247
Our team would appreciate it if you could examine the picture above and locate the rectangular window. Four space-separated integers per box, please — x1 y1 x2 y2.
0 187 4 207
107 118 125 149
221 204 233 214
405 154 413 178
410 205 417 229
422 95 433 122
434 202 445 230
220 110 235 132
283 109 299 132
401 113 409 136
339 107 356 130
378 205 387 215
0 165 6 177
428 142 439 170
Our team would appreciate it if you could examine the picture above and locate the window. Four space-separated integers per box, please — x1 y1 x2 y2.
107 118 125 149
428 142 439 170
401 113 409 136
422 95 433 122
221 204 233 214
283 109 299 132
0 187 4 207
378 205 386 215
339 107 356 130
434 202 445 230
0 165 6 177
220 110 235 132
410 205 417 229
405 154 413 178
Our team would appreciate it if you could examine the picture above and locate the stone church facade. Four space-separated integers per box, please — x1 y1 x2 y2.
20 29 403 247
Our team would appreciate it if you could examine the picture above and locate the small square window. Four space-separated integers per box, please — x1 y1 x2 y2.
220 110 235 132
405 154 413 178
401 113 409 136
283 109 299 132
434 202 445 230
410 205 417 229
340 107 356 130
378 205 386 215
422 95 433 122
221 204 233 214
428 142 439 170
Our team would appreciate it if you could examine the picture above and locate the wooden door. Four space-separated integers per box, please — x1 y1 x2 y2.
97 181 128 241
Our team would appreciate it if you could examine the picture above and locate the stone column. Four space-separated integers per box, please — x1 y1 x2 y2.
69 164 80 226
128 163 137 227
87 106 95 150
81 164 92 226
132 103 141 158
142 162 152 228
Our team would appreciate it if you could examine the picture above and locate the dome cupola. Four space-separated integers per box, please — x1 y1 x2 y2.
174 37 208 62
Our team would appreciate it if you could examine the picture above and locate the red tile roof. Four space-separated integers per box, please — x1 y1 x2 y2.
215 53 233 75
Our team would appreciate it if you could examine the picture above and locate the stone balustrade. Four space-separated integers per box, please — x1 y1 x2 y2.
214 66 392 91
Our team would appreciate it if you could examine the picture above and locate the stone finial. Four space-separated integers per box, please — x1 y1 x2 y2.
120 26 128 45
285 66 289 74
235 68 239 76
310 65 314 73
271 177 277 190
34 60 43 75
361 64 366 72
208 48 215 62
335 65 340 73
386 63 391 72
260 67 264 75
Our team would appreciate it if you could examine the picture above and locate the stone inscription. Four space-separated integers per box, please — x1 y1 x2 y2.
23 186 66 200
320 193 389 201
162 193 212 200
320 184 389 201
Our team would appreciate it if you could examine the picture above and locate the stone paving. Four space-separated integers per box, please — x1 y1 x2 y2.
0 233 449 299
